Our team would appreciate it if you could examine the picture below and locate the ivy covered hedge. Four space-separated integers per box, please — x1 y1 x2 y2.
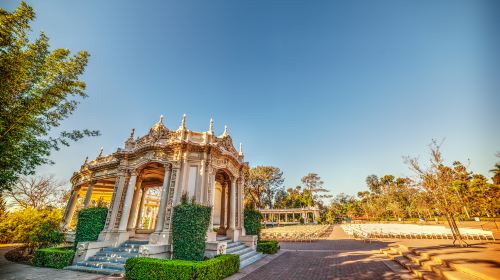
244 208 262 236
172 199 211 261
125 254 240 280
74 207 108 246
32 246 75 269
257 240 279 254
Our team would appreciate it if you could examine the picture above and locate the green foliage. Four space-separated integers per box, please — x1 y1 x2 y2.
32 246 74 269
244 166 285 208
244 208 262 236
0 2 98 192
74 207 107 246
257 240 279 254
125 255 239 280
299 217 304 224
172 199 211 261
0 208 62 248
30 221 63 249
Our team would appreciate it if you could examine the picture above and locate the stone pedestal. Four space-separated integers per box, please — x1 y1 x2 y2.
226 229 240 242
206 231 217 242
239 235 257 250
204 241 227 258
149 231 171 245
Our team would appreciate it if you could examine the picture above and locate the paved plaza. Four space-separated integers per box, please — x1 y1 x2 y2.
234 226 413 280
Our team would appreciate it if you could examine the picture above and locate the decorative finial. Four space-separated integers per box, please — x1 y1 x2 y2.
98 147 103 157
159 114 164 124
239 143 243 156
84 156 88 164
129 128 135 139
208 118 214 134
179 113 186 130
222 125 228 137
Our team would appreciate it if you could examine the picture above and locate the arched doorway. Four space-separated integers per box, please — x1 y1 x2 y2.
213 170 232 235
126 162 166 236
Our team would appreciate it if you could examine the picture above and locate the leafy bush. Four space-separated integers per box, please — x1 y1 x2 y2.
244 208 262 236
30 221 63 249
125 254 239 280
32 246 75 269
299 217 304 224
0 208 62 251
172 199 211 261
257 240 279 254
74 207 107 246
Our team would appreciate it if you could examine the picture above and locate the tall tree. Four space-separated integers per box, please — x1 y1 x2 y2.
244 166 284 209
0 2 98 192
5 175 66 210
300 173 331 205
405 140 468 246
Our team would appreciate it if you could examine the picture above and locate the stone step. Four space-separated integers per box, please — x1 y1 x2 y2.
227 244 247 253
239 249 258 261
65 265 123 276
240 252 263 269
217 236 229 241
102 247 139 253
231 247 254 257
94 251 139 259
87 255 128 264
383 246 481 280
124 239 149 245
226 241 241 249
77 260 124 271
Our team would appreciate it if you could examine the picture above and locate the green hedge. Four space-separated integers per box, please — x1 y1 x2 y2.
74 207 108 247
172 201 211 261
257 240 279 254
125 254 240 280
32 246 75 269
244 208 262 236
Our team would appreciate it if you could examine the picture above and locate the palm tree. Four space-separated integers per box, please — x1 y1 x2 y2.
490 152 500 185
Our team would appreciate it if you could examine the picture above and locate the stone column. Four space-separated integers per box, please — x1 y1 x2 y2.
82 182 95 209
105 173 126 231
206 172 217 241
62 190 79 229
136 189 146 229
229 180 236 230
127 178 143 230
285 213 288 223
118 173 137 232
155 166 172 233
227 180 240 241
218 183 226 234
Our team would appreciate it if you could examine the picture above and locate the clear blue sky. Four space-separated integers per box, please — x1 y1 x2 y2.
5 0 499 196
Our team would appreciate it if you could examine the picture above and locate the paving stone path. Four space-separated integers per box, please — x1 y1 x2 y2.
240 226 413 280
0 246 103 280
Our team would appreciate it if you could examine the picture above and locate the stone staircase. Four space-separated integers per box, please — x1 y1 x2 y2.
381 244 482 280
65 240 148 275
217 236 264 268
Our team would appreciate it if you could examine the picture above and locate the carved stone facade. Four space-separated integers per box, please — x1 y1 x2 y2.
62 115 249 245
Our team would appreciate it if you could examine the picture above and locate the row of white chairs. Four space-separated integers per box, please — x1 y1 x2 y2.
341 224 495 241
261 225 331 242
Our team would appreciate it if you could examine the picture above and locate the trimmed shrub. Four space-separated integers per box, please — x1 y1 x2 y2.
74 207 107 247
172 199 211 261
32 246 75 269
244 208 262 236
125 254 240 280
257 240 279 254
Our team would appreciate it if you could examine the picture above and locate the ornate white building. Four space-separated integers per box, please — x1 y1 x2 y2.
63 115 250 247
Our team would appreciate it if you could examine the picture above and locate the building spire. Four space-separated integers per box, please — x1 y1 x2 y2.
179 113 186 130
129 128 135 140
84 156 88 165
208 117 214 134
98 147 103 157
239 143 243 156
222 125 228 137
159 114 164 124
